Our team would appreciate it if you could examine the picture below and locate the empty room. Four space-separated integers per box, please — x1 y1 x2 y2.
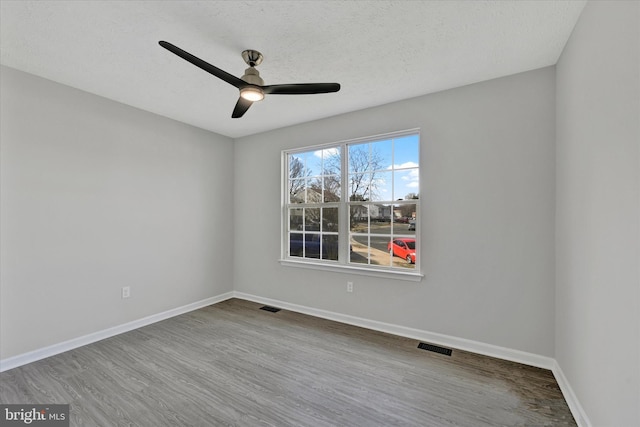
1 1 638 426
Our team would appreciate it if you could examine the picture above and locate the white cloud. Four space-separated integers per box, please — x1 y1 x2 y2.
401 169 420 181
387 161 419 170
314 147 340 158
394 167 419 197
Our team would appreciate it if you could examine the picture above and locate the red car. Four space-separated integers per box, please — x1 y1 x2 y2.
388 238 416 264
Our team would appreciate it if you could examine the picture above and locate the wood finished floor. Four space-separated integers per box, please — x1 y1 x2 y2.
1 299 576 426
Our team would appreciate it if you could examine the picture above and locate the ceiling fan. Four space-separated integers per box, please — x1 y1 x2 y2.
159 41 341 118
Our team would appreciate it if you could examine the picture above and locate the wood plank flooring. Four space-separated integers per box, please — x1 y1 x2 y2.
1 298 576 426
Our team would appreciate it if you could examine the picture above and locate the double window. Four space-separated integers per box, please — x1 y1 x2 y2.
283 130 420 275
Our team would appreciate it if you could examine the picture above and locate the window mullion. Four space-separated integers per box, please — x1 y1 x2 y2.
340 142 349 264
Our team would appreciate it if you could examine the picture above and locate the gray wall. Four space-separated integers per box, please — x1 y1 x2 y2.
234 67 556 357
0 66 235 359
556 1 640 426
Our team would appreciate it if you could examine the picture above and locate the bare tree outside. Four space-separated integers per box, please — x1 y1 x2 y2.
347 144 385 202
316 145 388 204
289 156 311 202
315 148 341 203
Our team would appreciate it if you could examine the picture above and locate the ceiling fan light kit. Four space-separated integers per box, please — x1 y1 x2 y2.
159 41 340 118
240 87 264 102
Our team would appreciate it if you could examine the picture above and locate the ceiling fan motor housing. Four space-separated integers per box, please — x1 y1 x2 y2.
241 67 264 86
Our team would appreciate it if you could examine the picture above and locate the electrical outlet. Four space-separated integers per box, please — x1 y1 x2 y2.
347 281 353 293
122 286 130 299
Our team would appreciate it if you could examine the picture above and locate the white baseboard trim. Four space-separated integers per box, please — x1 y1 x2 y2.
552 361 592 427
0 292 234 373
232 291 556 371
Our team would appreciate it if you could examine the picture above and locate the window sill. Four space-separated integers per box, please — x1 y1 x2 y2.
278 259 424 282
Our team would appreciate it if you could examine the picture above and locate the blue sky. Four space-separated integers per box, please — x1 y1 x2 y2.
346 134 419 201
293 133 420 201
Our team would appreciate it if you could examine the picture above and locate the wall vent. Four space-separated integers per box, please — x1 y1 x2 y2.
260 306 281 313
417 342 452 356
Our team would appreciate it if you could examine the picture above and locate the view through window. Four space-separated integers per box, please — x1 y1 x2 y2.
284 131 419 272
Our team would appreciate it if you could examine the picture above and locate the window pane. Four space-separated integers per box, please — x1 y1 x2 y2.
369 204 393 226
350 205 368 233
305 208 320 230
289 153 308 180
394 203 417 231
371 233 391 265
305 233 321 258
348 143 370 174
350 234 369 265
321 147 341 175
322 207 339 232
322 235 339 261
307 178 323 203
371 139 393 171
289 178 306 203
289 208 303 231
349 172 370 201
394 169 419 200
324 176 340 202
394 134 419 165
370 171 392 201
305 151 322 177
289 233 303 257
371 205 392 235
389 236 416 269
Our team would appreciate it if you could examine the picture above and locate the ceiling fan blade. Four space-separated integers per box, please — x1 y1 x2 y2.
159 41 247 89
262 83 341 95
232 97 253 118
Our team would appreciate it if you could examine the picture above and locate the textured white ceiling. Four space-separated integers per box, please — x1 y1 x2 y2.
0 1 586 138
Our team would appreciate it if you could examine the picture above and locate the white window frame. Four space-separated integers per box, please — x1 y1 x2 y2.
280 129 423 281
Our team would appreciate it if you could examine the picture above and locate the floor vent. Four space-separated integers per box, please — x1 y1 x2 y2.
418 342 452 356
260 306 281 313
